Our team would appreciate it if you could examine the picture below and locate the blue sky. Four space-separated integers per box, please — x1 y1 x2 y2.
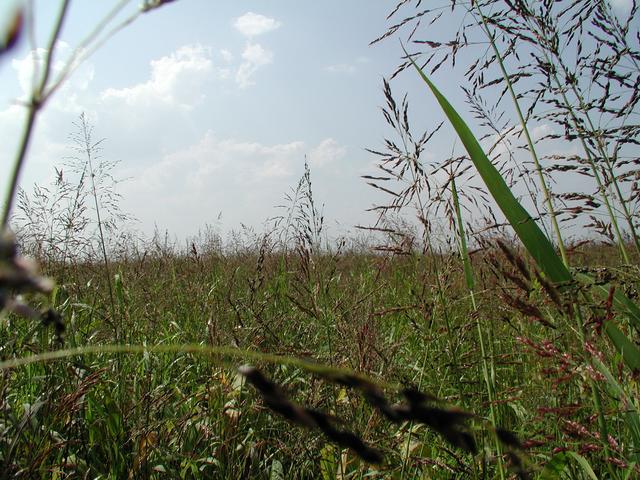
0 0 635 243
1 1 425 240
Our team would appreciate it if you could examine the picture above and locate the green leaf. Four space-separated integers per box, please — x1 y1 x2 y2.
578 273 640 332
270 459 285 480
451 176 475 293
605 322 640 372
405 46 640 370
404 46 571 285
320 444 335 480
540 452 598 480
592 356 640 455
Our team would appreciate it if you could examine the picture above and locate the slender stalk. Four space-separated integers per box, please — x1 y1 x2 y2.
3 107 38 228
557 0 640 257
473 3 569 267
1 0 71 228
2 0 159 230
544 54 631 263
0 342 406 390
45 0 140 101
59 165 88 284
451 176 506 480
553 58 640 257
399 346 428 479
572 302 619 480
77 115 117 339
507 2 635 262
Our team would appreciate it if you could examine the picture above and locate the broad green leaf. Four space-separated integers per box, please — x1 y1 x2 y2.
605 322 640 372
404 47 571 285
540 452 598 480
405 47 640 368
270 459 285 480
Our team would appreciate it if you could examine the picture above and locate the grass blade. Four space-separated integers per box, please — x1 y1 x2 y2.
540 451 599 480
604 322 640 372
402 46 571 285
404 46 640 370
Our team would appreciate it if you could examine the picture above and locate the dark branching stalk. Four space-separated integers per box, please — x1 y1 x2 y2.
240 365 529 476
0 230 62 339
240 365 383 463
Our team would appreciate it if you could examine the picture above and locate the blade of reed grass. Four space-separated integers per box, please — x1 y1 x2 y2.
473 2 569 267
603 322 640 372
451 174 506 479
540 451 598 480
591 356 640 461
0 343 392 390
402 46 571 285
403 45 640 364
451 176 475 296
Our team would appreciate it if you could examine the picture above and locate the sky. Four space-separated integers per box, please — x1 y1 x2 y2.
0 0 635 245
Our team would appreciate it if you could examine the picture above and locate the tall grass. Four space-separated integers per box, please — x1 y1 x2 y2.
364 0 640 476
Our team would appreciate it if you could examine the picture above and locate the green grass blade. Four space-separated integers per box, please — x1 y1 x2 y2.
403 47 571 284
576 272 640 332
604 322 640 371
405 47 640 372
540 451 598 480
451 176 475 294
592 356 640 460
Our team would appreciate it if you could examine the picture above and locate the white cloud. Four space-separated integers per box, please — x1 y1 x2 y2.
131 130 304 193
229 13 280 88
118 130 309 234
326 56 370 75
0 43 98 200
242 43 273 66
233 12 281 37
12 42 70 96
481 123 554 160
218 68 232 80
531 123 553 141
0 103 81 205
101 44 213 109
309 138 346 168
325 63 357 75
236 42 273 88
10 41 94 114
220 49 234 62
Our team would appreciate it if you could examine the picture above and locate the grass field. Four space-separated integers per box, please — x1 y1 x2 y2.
1 237 638 478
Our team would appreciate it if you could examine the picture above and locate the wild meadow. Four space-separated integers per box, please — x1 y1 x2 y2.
1 0 640 478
